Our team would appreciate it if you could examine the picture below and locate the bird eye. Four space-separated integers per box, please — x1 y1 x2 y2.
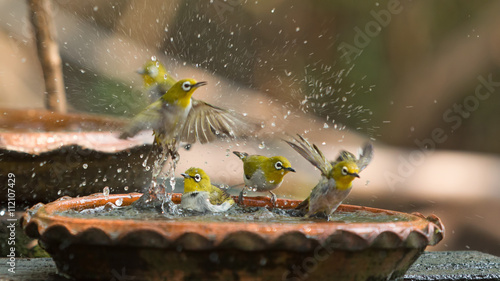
181 81 192 91
194 174 201 182
341 166 349 176
275 161 283 170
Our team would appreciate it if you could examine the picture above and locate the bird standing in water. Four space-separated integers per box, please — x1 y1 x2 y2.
233 151 295 206
286 135 373 219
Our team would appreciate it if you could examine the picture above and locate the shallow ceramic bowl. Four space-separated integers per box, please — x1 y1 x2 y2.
22 193 444 281
0 108 152 205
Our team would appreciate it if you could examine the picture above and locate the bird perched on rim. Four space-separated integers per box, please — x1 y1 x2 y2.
137 59 177 101
233 151 295 206
180 167 234 212
119 77 251 161
286 135 373 219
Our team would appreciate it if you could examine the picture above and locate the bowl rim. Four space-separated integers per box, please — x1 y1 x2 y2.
22 193 445 251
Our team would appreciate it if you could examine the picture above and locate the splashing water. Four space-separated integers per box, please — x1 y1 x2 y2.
160 149 181 215
135 142 183 216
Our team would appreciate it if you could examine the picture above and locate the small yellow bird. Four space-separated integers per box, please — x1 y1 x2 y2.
137 60 177 101
180 167 235 212
233 151 295 206
120 78 251 161
286 135 373 219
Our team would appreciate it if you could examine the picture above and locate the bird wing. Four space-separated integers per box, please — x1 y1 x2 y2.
180 99 253 144
209 185 234 205
119 100 162 139
295 195 310 211
285 134 332 176
356 143 373 172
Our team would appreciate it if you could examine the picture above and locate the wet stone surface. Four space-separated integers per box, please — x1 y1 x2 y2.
1 251 499 280
404 251 500 281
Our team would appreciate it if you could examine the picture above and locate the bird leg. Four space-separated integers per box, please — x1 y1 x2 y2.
238 187 246 205
269 191 277 208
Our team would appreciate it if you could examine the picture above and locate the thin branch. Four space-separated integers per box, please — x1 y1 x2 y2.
28 0 67 113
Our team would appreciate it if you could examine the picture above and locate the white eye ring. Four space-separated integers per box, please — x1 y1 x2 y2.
275 161 283 170
341 166 349 176
182 81 192 91
194 174 201 182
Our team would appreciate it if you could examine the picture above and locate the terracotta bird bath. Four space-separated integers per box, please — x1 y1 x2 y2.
0 108 153 206
22 193 444 281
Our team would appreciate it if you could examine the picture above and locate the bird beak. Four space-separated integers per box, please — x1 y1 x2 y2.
181 173 190 179
193 81 207 88
286 167 296 172
136 68 146 75
351 172 360 178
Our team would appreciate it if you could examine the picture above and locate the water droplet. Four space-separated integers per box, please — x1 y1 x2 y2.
342 97 347 102
271 8 275 13
124 186 129 191
295 27 300 32
103 186 110 198
80 69 86 74
57 190 62 195
115 198 123 206
151 55 157 61
258 142 266 149
82 163 88 169
117 168 122 173
323 123 329 129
